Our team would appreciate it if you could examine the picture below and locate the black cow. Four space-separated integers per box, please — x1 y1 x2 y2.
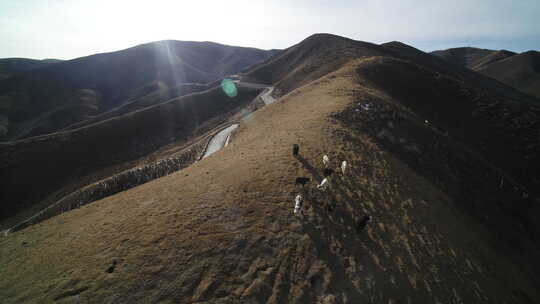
357 216 372 232
293 144 299 156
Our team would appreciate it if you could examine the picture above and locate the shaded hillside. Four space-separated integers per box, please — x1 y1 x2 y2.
241 33 389 95
475 51 540 98
62 83 210 131
430 47 515 69
354 55 539 236
432 47 540 98
0 58 62 80
244 34 540 244
1 62 538 303
358 53 540 188
243 35 539 191
381 42 534 101
0 41 276 140
0 84 262 225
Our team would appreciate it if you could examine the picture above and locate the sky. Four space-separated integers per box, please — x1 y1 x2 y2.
1 0 539 60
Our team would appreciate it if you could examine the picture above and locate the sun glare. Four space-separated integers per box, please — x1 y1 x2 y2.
89 0 268 49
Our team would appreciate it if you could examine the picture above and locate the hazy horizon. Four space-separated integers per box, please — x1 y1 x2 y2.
1 0 539 60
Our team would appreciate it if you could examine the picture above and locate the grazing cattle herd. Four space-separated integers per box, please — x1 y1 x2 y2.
291 144 371 231
4 140 368 237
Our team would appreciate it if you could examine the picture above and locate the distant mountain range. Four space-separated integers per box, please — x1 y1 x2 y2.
0 41 278 141
432 47 540 98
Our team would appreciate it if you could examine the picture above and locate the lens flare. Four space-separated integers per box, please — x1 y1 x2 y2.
221 78 238 97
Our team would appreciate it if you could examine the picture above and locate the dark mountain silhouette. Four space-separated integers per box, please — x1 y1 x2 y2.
0 58 62 80
432 47 540 98
0 41 277 140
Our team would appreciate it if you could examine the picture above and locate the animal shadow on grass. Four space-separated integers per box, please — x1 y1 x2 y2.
300 192 368 302
296 155 323 183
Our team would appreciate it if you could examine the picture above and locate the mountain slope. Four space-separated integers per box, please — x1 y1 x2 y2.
0 41 276 140
243 36 540 198
241 33 389 95
0 58 62 80
430 47 515 69
1 61 538 303
475 51 540 98
431 47 540 98
61 82 211 131
0 84 262 227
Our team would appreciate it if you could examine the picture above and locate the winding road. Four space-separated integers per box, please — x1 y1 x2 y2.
202 81 275 159
203 124 239 159
236 81 276 105
259 87 276 105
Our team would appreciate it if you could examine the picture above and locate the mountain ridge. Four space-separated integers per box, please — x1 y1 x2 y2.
0 58 62 81
431 46 540 98
0 40 277 141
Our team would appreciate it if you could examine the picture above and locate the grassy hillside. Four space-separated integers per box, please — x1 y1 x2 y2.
432 47 540 98
242 35 540 202
475 51 540 98
355 56 540 197
1 62 538 303
241 34 389 95
0 84 262 226
0 41 276 140
62 82 211 131
430 47 515 69
0 58 62 80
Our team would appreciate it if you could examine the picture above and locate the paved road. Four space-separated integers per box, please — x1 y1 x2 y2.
259 87 276 105
202 80 276 159
235 81 269 89
235 81 276 105
202 124 239 159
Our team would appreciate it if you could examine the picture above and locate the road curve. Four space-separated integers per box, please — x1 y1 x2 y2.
202 80 275 159
236 81 276 105
259 87 276 105
202 124 239 159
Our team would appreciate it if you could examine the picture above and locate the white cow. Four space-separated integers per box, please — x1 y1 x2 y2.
294 194 303 215
317 178 329 191
341 161 347 175
323 155 330 168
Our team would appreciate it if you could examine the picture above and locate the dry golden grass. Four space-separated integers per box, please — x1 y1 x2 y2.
1 61 538 303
